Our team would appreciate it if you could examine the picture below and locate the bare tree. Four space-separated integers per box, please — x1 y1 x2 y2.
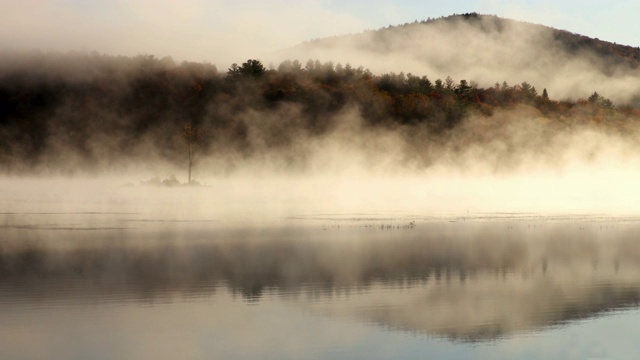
181 122 205 184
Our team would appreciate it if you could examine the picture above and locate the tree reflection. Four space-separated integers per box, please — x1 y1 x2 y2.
2 224 640 341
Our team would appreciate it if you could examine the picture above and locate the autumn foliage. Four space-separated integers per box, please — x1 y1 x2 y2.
0 51 636 174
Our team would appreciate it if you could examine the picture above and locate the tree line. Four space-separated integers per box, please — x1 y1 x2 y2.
0 52 635 174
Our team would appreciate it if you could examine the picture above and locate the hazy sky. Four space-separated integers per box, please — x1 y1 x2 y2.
1 0 638 68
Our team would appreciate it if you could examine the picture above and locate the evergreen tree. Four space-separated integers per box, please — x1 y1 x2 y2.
542 88 549 100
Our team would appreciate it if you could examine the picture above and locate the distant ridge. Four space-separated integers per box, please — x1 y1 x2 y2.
275 13 640 104
298 13 640 69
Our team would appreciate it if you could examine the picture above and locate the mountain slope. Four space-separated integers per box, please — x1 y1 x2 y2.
274 13 640 104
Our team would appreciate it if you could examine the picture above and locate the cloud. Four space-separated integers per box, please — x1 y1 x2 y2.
3 0 639 85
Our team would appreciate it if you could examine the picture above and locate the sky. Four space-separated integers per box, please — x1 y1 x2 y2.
1 0 639 69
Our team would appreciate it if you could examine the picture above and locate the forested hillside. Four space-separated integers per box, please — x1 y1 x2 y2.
0 49 638 175
279 13 640 106
297 13 640 69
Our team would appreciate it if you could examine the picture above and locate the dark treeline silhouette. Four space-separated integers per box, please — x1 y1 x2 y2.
0 50 637 174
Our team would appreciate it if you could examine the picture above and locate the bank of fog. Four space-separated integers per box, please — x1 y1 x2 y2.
4 93 640 215
120 103 640 215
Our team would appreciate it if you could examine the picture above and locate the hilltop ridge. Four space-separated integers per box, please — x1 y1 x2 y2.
299 13 640 69
277 13 640 104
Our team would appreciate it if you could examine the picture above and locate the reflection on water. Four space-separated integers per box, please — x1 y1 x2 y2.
2 213 640 348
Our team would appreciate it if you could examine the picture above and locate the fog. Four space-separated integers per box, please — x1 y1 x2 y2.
5 7 640 359
3 14 640 202
2 218 640 341
4 101 640 215
2 1 640 70
0 0 369 68
275 15 640 104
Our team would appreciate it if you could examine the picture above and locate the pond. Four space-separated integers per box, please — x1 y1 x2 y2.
1 179 640 359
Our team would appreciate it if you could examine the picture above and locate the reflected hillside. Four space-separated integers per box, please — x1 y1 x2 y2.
2 219 640 340
308 263 640 341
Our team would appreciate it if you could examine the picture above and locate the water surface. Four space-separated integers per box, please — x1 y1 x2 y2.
2 180 640 359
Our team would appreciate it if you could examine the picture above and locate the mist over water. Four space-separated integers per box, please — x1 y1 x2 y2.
3 12 640 360
3 196 640 359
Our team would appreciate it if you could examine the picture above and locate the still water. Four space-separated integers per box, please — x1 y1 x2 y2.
2 179 640 359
